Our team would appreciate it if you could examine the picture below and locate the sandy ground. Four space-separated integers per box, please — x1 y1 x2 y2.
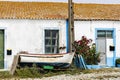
3 68 120 80
38 72 120 80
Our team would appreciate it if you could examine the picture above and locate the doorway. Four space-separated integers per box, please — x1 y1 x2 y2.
96 29 115 66
0 30 4 69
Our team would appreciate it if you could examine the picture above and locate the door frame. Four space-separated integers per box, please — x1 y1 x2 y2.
95 28 116 66
0 27 6 69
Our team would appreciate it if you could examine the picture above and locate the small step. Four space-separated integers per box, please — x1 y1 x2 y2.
99 65 113 68
0 69 7 72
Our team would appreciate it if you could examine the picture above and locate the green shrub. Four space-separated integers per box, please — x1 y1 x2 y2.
116 58 120 64
15 64 41 78
0 71 12 78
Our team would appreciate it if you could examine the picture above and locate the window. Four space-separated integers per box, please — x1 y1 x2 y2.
45 30 59 53
97 30 113 38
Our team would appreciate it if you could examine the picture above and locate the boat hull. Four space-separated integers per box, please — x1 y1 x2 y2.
19 62 70 69
18 52 74 69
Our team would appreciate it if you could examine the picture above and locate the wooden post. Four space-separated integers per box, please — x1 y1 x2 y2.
68 0 74 52
10 54 20 75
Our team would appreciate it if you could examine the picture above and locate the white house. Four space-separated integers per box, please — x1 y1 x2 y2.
0 1 120 70
0 2 68 70
74 4 120 67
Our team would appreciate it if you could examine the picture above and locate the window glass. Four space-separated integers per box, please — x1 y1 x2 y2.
97 30 106 37
45 30 59 53
97 30 113 38
106 31 113 38
45 30 50 37
45 47 51 53
52 39 56 46
52 47 55 53
45 39 51 45
52 30 58 37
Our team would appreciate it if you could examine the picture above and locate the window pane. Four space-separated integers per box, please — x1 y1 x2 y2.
52 46 58 53
52 47 55 53
107 31 113 38
52 30 58 37
45 30 50 37
45 39 51 45
45 47 51 53
52 39 56 45
97 30 106 37
97 30 113 38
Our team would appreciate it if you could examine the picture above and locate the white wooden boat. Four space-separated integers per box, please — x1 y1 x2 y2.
18 52 75 69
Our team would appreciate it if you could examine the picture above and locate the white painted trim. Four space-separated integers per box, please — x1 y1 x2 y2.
4 28 7 70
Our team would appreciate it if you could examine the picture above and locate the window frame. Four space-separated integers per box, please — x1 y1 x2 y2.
44 29 59 54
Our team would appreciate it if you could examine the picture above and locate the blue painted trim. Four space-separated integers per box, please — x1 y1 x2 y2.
107 57 114 66
66 20 69 53
86 65 100 69
80 55 87 69
95 28 98 51
95 28 116 66
107 57 115 66
113 28 116 66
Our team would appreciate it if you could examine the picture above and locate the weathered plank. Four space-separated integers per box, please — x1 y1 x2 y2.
10 54 20 75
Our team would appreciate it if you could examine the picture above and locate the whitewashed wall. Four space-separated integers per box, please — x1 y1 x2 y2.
74 20 120 58
2 19 120 69
0 19 67 70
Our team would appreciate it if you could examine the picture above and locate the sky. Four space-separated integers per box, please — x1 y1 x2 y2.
1 0 120 4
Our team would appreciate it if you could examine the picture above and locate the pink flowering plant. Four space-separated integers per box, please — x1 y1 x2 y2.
73 36 100 65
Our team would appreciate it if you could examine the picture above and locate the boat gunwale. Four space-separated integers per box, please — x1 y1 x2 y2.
18 53 73 57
